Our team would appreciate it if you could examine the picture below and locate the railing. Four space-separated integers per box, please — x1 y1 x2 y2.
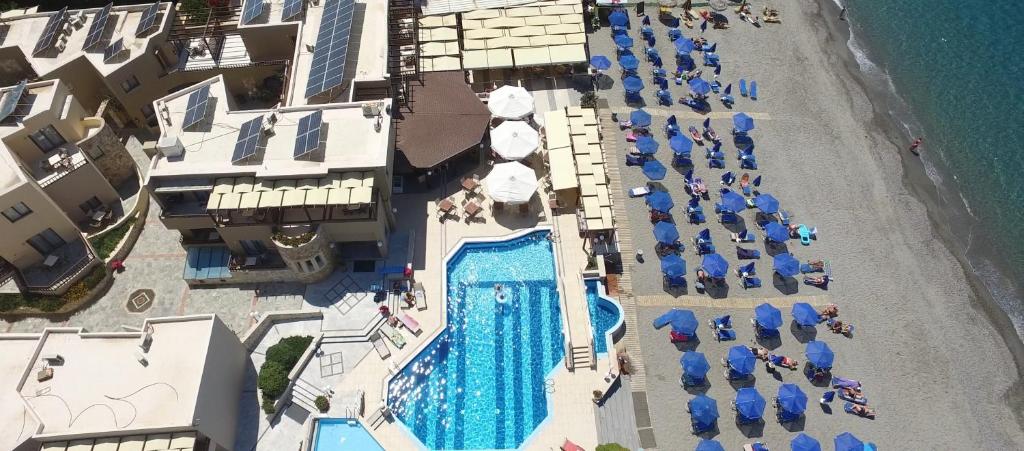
37 158 88 188
25 250 95 295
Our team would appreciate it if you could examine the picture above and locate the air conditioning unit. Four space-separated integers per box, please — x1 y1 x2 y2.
261 112 278 135
157 135 184 158
362 102 380 117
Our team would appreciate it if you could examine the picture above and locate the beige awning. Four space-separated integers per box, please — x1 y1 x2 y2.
305 188 329 206
282 190 307 207
297 178 319 190
585 127 600 144
341 172 363 187
549 44 587 64
462 50 489 69
92 438 119 451
548 146 577 191
465 28 504 39
542 110 570 149
206 193 222 210
486 49 514 68
232 177 254 192
351 186 373 204
320 174 341 189
509 26 546 37
142 434 171 451
274 180 296 190
362 171 376 187
239 191 261 209
257 190 283 208
327 188 351 205
213 178 234 193
596 187 611 206
41 442 67 451
592 165 607 184
464 9 501 19
514 47 551 66
582 196 601 218
67 440 92 451
169 432 197 450
579 175 597 196
218 192 241 210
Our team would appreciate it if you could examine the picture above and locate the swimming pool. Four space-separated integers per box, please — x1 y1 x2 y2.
585 279 623 355
312 418 384 451
387 230 565 450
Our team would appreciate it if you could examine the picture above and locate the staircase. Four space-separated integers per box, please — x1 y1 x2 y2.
387 0 420 108
571 345 592 370
291 378 322 414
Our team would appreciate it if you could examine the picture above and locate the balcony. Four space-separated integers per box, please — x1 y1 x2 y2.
21 238 97 295
30 145 88 188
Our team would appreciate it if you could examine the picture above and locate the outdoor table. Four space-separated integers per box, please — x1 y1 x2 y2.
439 199 455 213
461 178 480 192
464 201 482 217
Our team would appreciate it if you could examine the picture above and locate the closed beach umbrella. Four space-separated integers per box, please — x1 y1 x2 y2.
773 253 800 277
636 136 660 155
623 76 644 92
674 38 695 54
734 387 766 421
695 440 724 451
642 160 667 180
764 222 789 243
654 222 680 244
790 433 821 451
791 302 819 327
688 394 719 427
777 384 808 415
680 351 710 378
590 55 612 71
490 121 539 160
485 161 538 204
727 345 757 375
660 255 687 279
834 433 864 451
701 253 728 278
733 112 755 132
670 135 693 155
488 85 534 119
754 303 783 329
753 194 780 214
614 34 634 49
619 54 640 71
720 190 746 213
805 341 835 369
646 191 674 212
630 109 653 127
688 78 711 96
609 11 629 27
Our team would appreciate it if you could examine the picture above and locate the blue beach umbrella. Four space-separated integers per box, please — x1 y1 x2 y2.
727 345 757 375
669 135 693 155
688 395 719 426
695 440 725 451
773 253 800 277
688 78 711 96
754 303 783 329
589 55 612 71
659 306 697 334
609 11 629 27
805 341 835 369
646 191 674 212
777 383 808 415
764 222 789 243
734 387 766 421
619 54 640 71
630 109 653 127
636 136 660 155
680 351 711 378
701 253 728 278
753 194 780 214
720 190 746 213
660 255 687 279
792 302 820 327
642 160 667 180
614 34 634 49
654 222 680 244
674 38 695 54
733 112 755 132
834 433 864 451
623 76 644 92
790 433 821 451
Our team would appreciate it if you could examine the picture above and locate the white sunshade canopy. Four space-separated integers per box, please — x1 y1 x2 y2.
485 161 539 204
488 85 534 119
490 120 539 160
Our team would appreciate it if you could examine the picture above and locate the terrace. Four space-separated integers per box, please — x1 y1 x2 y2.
20 237 96 294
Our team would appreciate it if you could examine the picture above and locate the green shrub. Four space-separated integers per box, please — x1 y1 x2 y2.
35 296 66 312
315 395 330 412
581 91 598 109
0 294 25 312
596 445 629 451
257 361 288 399
89 217 137 260
261 397 276 414
265 335 313 370
82 266 107 288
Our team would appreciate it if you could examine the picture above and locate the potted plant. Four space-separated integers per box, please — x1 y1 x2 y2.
315 395 330 412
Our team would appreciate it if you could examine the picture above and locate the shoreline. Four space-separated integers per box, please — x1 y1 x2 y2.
813 0 1024 423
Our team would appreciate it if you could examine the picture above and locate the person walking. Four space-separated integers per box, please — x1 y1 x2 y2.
839 7 847 20
909 137 923 155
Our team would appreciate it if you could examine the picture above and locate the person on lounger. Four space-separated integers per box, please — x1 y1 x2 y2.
848 403 876 418
842 387 864 398
805 260 825 271
804 275 829 286
820 303 839 319
768 354 798 370
748 346 769 360
828 318 853 335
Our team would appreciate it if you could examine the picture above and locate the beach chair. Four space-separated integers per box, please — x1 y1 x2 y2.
370 331 391 359
708 158 725 169
668 27 682 41
665 274 687 289
776 209 793 225
739 79 748 97
397 313 421 335
379 323 407 349
665 115 679 135
731 229 756 243
742 276 762 289
688 209 706 224
625 91 643 103
719 211 739 224
710 314 732 329
657 89 673 106
832 377 862 389
703 53 720 67
843 402 875 419
838 390 868 405
414 282 427 310
714 328 737 341
720 171 736 186
705 147 724 160
710 79 721 94
800 260 828 274
628 186 651 197
625 153 646 166
797 225 816 245
736 246 761 259
750 81 758 100
739 155 758 170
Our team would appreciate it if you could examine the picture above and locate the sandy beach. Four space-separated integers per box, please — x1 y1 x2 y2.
592 0 1024 448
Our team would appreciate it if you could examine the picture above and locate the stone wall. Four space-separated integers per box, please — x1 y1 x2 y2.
81 123 135 187
274 227 335 284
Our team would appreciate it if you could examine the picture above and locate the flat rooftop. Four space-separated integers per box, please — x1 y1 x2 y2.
148 76 393 180
0 335 41 451
0 3 170 78
0 80 62 193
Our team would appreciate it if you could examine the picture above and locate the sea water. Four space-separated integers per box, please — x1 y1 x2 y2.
841 0 1024 337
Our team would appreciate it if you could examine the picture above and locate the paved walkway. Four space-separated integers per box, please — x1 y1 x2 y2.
635 294 832 308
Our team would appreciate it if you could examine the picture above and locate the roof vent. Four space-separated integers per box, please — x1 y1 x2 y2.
157 135 184 158
361 103 380 117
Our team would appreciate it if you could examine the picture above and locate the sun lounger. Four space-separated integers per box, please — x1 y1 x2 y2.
832 377 862 389
397 313 421 335
370 332 391 359
797 225 816 245
844 402 875 418
629 186 651 197
739 79 748 97
736 246 761 259
657 89 673 106
718 211 739 224
750 81 758 100
731 229 756 242
776 209 793 225
379 323 406 349
743 443 769 451
838 391 868 405
741 276 762 289
413 282 426 310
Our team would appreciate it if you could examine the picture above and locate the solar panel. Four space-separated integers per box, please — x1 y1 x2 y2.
241 0 265 25
232 117 263 163
32 7 68 56
103 38 124 62
304 0 356 98
281 0 304 21
136 2 160 37
83 3 113 50
182 85 211 130
0 80 28 123
293 110 323 158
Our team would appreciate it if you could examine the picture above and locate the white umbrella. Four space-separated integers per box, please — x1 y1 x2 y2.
487 85 534 119
485 161 538 204
490 121 539 160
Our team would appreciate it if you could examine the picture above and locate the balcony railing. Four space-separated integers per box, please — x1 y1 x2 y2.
22 239 96 295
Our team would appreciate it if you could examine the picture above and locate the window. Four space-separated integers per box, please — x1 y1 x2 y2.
28 125 66 152
2 202 32 222
141 104 157 127
26 228 65 255
121 75 140 93
78 196 102 213
314 254 324 268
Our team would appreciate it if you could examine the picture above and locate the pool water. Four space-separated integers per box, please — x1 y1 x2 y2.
313 418 384 451
585 280 621 355
387 231 565 450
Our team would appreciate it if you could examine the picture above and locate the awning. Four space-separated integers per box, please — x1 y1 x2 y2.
548 146 577 191
184 246 231 281
543 110 571 149
396 71 491 169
